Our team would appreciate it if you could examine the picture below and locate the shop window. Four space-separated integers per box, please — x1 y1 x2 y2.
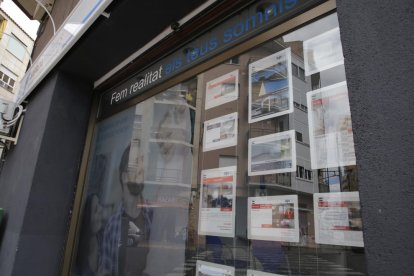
72 9 365 276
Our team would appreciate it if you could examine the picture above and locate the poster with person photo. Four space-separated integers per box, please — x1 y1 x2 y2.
307 81 356 170
313 192 364 247
248 195 299 242
248 130 296 176
76 106 153 276
205 70 239 110
198 166 237 237
249 48 293 123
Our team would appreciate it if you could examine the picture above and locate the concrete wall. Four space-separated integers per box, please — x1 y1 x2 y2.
337 1 414 275
0 71 92 276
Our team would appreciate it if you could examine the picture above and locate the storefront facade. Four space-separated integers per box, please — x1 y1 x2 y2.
0 0 413 276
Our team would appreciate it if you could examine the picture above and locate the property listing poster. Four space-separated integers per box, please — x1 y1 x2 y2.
203 112 238 152
205 70 239 110
247 270 286 276
248 130 296 176
248 195 299 243
198 166 237 237
303 27 344 76
307 81 356 169
313 192 364 247
249 48 293 123
196 260 235 276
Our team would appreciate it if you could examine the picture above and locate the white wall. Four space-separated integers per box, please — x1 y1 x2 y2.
0 10 34 101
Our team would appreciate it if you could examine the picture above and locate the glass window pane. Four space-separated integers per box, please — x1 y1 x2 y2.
73 11 366 276
7 34 26 61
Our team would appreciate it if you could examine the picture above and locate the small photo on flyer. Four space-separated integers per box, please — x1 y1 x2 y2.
313 192 364 247
248 130 296 176
198 166 236 237
196 260 235 276
205 70 239 110
203 112 238 152
248 195 299 243
307 81 356 170
249 48 293 123
303 27 344 76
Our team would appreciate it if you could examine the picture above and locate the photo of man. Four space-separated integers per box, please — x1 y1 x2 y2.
97 144 151 276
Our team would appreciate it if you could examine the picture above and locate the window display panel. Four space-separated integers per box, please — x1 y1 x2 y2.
246 13 365 276
72 79 199 276
193 60 243 274
194 13 365 274
72 11 366 276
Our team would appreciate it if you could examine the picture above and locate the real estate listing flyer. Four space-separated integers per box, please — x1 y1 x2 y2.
196 260 235 276
307 81 356 170
303 27 344 76
205 70 239 110
203 112 238 152
249 48 293 123
198 166 237 237
313 192 364 247
248 195 299 243
248 130 296 176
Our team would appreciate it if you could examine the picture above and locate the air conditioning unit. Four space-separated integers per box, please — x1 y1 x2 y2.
0 98 17 134
0 98 15 119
